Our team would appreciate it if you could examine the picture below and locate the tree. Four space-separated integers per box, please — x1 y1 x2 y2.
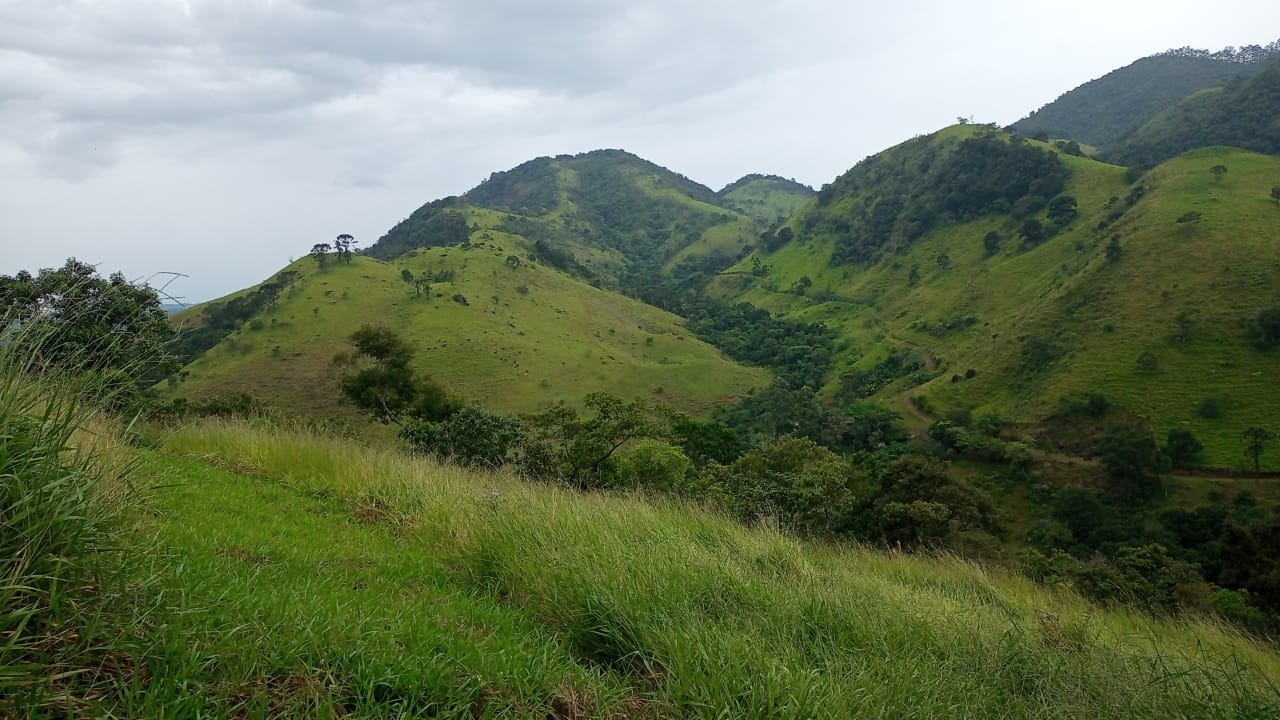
1251 306 1280 349
1019 218 1045 246
1046 195 1078 226
616 440 694 494
982 231 1001 257
669 414 742 465
1098 426 1168 499
334 325 456 425
1105 234 1123 262
310 243 332 272
521 393 658 489
505 255 522 269
1271 186 1280 203
728 436 856 537
0 258 177 388
334 234 357 263
1164 428 1204 469
869 455 998 544
1242 427 1274 471
400 406 522 467
1211 164 1228 181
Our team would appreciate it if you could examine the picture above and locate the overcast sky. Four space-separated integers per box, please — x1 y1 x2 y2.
2 1 1277 302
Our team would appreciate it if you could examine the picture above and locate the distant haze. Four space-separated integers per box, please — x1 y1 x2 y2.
2 0 1277 301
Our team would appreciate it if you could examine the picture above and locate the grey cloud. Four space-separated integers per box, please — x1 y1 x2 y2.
1 0 812 178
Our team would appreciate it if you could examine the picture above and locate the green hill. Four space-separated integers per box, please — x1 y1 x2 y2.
1109 56 1280 168
718 174 816 226
1012 44 1276 149
171 247 767 420
712 125 1280 469
368 149 756 290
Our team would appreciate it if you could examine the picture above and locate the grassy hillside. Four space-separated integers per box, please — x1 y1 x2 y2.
712 128 1280 468
1109 57 1280 168
171 248 767 419
113 418 1278 718
368 149 757 290
1012 49 1269 148
719 174 816 226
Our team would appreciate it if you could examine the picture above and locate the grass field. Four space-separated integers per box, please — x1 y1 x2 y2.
713 130 1280 469
56 417 1272 718
172 249 767 420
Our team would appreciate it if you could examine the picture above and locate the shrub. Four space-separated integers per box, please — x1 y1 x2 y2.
616 440 695 495
727 436 857 537
400 406 523 467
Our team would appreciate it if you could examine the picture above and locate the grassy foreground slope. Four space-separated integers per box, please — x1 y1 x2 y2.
173 248 766 419
129 419 1280 718
713 130 1280 468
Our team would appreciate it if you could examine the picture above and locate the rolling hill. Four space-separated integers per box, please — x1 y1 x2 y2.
711 125 1280 469
718 174 816 225
1012 42 1278 149
367 149 761 290
1108 55 1280 168
171 246 768 420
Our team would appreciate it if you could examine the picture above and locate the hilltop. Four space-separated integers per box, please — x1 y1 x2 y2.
712 125 1280 469
1109 55 1280 168
718 174 816 225
367 149 760 291
1012 41 1279 150
169 150 833 421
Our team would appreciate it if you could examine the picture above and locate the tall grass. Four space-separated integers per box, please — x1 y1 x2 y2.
0 320 145 713
161 419 1280 718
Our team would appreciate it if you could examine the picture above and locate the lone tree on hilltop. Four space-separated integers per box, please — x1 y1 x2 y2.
310 243 332 272
335 234 357 263
1242 426 1274 471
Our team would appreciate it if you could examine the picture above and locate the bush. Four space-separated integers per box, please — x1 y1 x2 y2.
400 406 523 467
616 440 695 495
727 436 857 537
